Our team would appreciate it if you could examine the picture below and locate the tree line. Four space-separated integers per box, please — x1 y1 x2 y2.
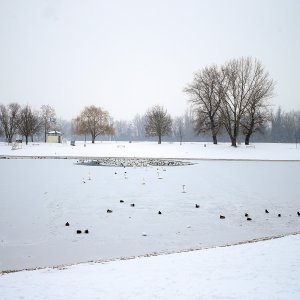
0 103 56 144
0 57 299 145
0 101 299 145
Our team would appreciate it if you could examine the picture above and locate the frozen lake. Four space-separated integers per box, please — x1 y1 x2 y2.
0 159 299 271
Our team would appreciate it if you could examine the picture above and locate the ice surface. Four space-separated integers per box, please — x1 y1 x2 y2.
0 158 299 271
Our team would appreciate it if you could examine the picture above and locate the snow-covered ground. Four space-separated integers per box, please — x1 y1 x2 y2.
1 235 299 300
0 142 299 299
1 141 300 160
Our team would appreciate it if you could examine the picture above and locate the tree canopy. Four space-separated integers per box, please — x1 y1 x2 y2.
145 105 172 144
73 105 114 143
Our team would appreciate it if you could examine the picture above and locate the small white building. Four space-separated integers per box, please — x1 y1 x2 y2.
47 131 62 143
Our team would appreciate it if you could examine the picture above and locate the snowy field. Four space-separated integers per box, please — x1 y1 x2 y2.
1 140 300 160
0 141 300 299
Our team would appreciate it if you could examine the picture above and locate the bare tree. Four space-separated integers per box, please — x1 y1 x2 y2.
173 116 185 144
241 101 272 145
132 114 146 139
18 105 41 144
292 111 300 148
145 105 172 144
240 65 274 145
55 118 72 140
113 120 128 140
269 108 300 143
183 108 195 141
220 57 274 146
184 65 223 144
0 102 21 143
41 104 56 142
75 105 114 143
282 110 300 144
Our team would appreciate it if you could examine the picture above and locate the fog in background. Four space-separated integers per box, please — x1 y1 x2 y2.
0 0 299 120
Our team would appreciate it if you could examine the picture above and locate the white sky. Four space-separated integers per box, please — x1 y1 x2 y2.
0 0 299 121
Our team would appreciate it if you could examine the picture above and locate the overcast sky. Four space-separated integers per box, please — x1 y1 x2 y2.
0 0 299 121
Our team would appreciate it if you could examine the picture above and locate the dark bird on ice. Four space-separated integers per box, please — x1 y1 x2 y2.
120 200 124 203
76 230 82 234
107 209 113 213
297 212 300 216
130 203 135 207
245 213 249 217
65 222 70 226
220 215 225 219
158 211 162 215
195 204 200 208
247 217 252 221
265 209 269 214
278 214 281 217
84 229 89 234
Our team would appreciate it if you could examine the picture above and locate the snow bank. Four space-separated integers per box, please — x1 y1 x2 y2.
1 234 299 300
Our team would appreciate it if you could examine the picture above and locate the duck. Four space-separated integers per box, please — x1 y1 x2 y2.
247 217 252 221
107 209 113 213
297 212 300 216
195 204 200 208
130 203 135 207
278 214 281 217
84 229 89 234
76 230 82 234
265 209 269 214
120 200 124 203
245 213 248 217
158 211 162 215
65 222 70 226
220 215 225 219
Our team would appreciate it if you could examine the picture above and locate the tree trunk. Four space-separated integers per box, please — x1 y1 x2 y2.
44 129 47 143
245 119 254 145
25 136 28 145
210 118 218 145
31 135 34 142
231 137 237 147
212 135 217 144
245 134 251 145
158 135 162 144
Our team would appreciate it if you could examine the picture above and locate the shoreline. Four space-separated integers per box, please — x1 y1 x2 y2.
2 231 299 275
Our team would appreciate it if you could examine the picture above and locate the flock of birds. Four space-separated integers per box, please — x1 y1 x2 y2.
64 222 89 234
65 198 300 235
76 158 193 168
219 209 300 221
70 159 300 236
